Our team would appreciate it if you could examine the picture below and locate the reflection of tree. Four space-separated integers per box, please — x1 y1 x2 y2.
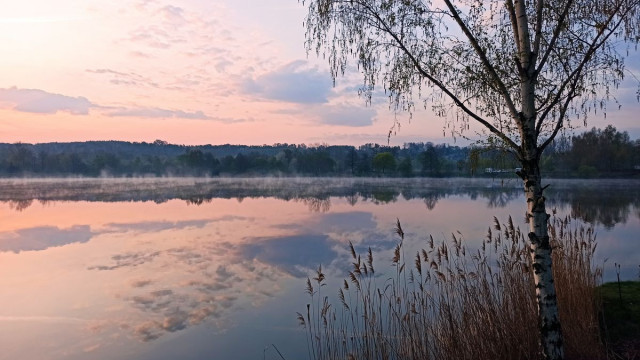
346 193 358 206
371 190 397 204
423 197 437 210
565 200 629 230
185 197 212 206
485 190 520 208
422 192 442 210
38 199 51 207
401 188 415 201
8 199 33 212
546 184 640 229
2 178 639 227
299 197 331 213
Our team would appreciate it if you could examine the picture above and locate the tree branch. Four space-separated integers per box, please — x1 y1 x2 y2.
532 0 545 60
442 0 521 124
505 0 522 56
358 0 522 152
539 92 577 151
535 0 574 76
538 2 634 149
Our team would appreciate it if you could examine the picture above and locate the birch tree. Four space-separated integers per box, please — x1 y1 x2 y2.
299 0 640 358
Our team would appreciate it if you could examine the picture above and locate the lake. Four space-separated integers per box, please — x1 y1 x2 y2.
0 178 638 360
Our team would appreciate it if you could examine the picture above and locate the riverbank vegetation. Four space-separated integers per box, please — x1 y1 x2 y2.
299 216 636 359
1 126 638 178
600 281 640 358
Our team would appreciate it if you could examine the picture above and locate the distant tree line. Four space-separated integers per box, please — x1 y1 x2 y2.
0 126 638 178
540 125 640 177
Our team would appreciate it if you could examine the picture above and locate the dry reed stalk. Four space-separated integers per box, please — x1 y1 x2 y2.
299 215 604 360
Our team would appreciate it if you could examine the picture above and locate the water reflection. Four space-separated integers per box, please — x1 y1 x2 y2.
0 178 638 360
294 197 331 213
8 199 34 212
0 197 403 360
0 225 93 253
547 186 638 229
1 178 638 227
242 234 338 277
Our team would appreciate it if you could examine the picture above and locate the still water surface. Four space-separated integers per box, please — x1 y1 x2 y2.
0 178 638 360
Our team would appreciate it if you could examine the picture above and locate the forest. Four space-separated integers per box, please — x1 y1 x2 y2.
0 125 638 178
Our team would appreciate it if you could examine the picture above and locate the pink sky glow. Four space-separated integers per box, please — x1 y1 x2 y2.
0 0 638 146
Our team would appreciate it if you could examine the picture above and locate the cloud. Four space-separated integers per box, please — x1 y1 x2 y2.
241 234 338 277
314 212 378 232
0 86 215 121
0 87 94 115
317 104 377 127
215 59 233 73
135 0 159 10
83 344 101 353
127 25 176 49
130 294 227 342
160 5 186 24
88 66 222 96
135 321 163 342
106 107 212 120
130 50 152 58
131 279 153 288
88 251 161 271
86 69 159 88
103 219 211 233
0 225 93 253
0 315 86 323
275 101 376 127
123 258 248 342
208 116 255 124
167 247 209 267
160 309 189 332
124 3 214 50
243 61 333 104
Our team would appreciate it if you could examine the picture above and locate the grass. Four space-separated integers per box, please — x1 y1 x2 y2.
298 215 607 360
599 281 640 359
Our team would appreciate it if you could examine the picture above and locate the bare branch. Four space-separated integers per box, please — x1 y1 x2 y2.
539 91 577 151
442 0 521 124
535 0 574 76
360 2 521 151
536 1 633 135
532 0 545 60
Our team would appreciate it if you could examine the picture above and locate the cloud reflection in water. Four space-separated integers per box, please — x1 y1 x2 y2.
78 208 392 344
1 179 638 360
0 225 93 253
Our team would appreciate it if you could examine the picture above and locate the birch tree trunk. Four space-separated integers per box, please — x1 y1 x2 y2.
521 155 564 360
515 0 564 355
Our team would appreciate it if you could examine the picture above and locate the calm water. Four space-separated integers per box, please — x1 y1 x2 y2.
0 178 638 360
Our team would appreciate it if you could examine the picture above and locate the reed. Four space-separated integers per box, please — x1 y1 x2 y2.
298 215 604 360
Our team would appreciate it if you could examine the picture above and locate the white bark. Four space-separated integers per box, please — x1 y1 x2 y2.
523 164 564 360
514 1 564 356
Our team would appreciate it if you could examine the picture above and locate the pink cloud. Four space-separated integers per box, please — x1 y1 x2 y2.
0 87 93 115
106 107 211 120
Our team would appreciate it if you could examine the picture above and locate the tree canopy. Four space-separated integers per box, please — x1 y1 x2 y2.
302 0 639 159
372 151 396 173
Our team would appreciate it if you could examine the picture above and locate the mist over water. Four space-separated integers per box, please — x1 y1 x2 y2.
2 177 639 227
0 178 637 360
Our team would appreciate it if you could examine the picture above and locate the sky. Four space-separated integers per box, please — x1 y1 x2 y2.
0 0 638 147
